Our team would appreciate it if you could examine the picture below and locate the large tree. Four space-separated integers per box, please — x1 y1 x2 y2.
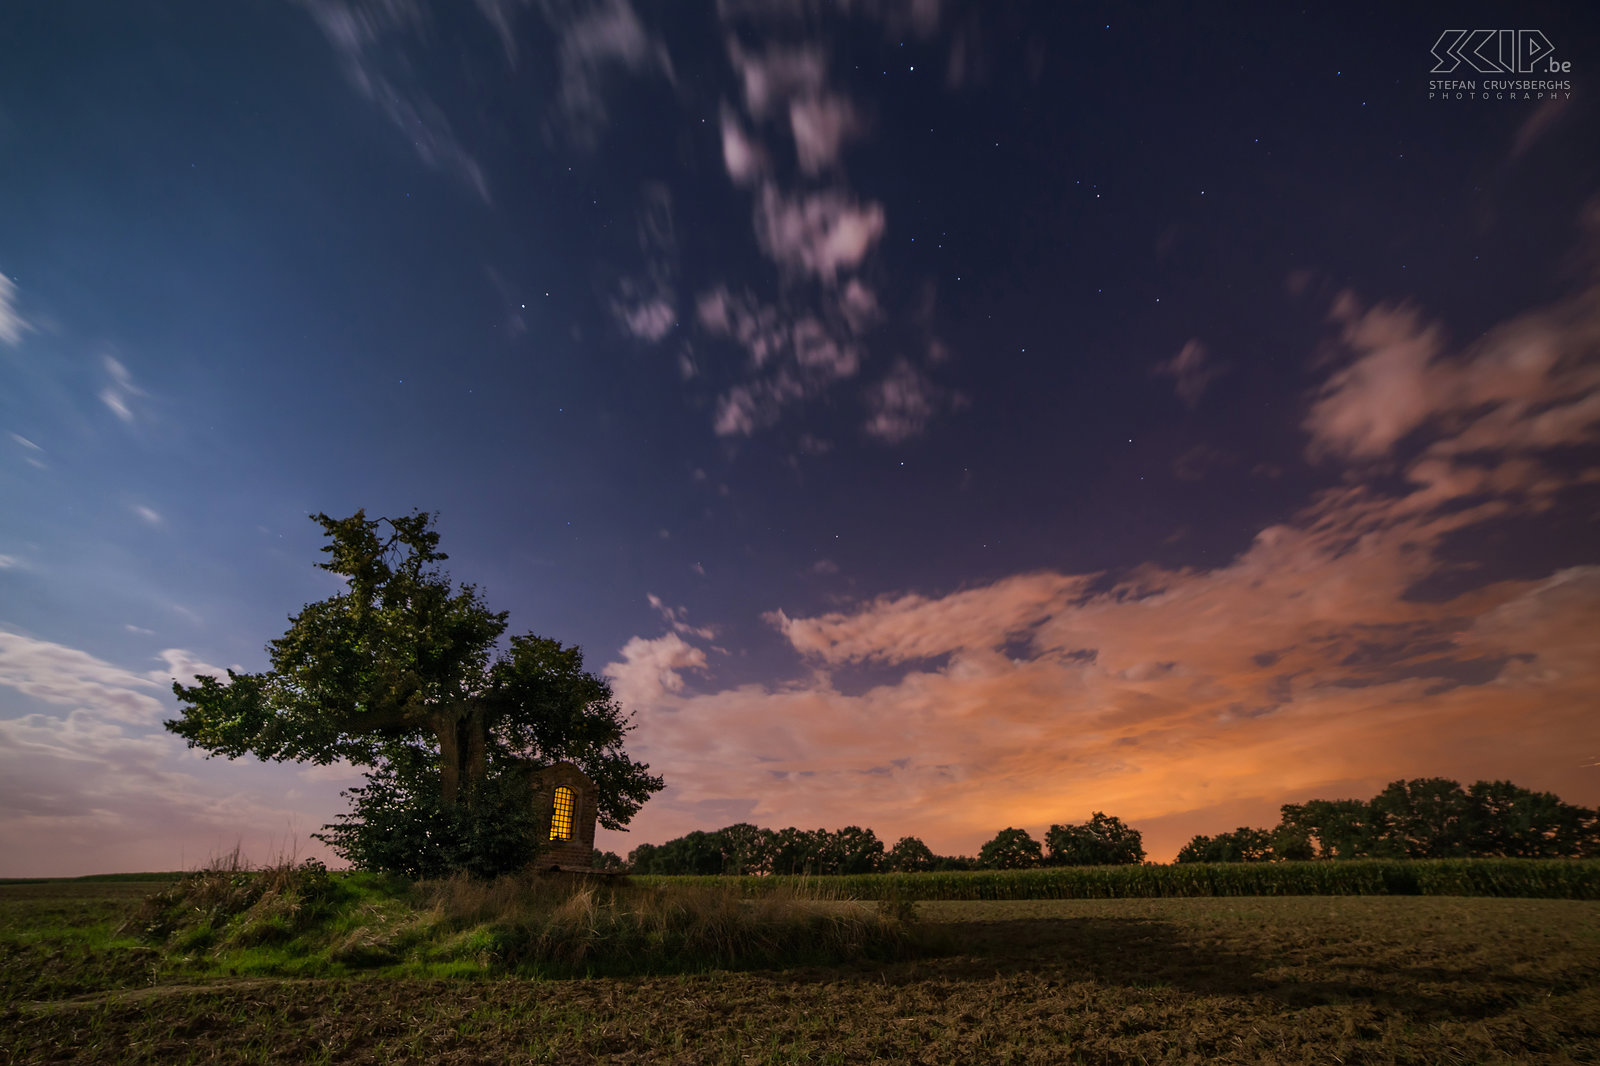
165 509 663 876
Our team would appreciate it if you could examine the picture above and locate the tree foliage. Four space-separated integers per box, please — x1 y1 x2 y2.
1176 778 1599 863
1045 812 1147 866
978 827 1043 869
165 509 664 877
886 836 936 873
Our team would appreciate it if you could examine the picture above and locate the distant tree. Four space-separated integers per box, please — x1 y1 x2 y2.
1173 827 1273 863
591 849 625 871
978 827 1043 869
627 832 723 870
886 836 937 873
1369 778 1474 858
1464 780 1599 858
768 827 826 876
716 822 775 875
1269 823 1316 861
165 509 662 879
1278 798 1374 860
930 854 977 871
828 826 886 874
1045 812 1146 866
1174 835 1215 864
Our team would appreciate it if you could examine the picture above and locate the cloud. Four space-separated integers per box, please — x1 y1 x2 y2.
297 0 492 202
0 271 30 346
726 41 827 119
840 279 881 332
0 632 168 725
720 105 767 186
0 555 19 569
0 705 347 877
767 572 1089 666
625 487 1599 860
611 272 1600 859
752 185 885 284
1153 339 1218 408
609 184 680 342
697 286 861 436
544 0 674 145
788 94 859 174
1305 282 1600 465
150 649 232 688
863 359 957 443
613 296 676 341
603 632 709 708
646 593 716 640
133 505 163 526
98 355 143 423
472 0 526 64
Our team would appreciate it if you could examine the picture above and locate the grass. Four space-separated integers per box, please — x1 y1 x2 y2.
638 857 1600 901
51 854 913 988
3 866 1598 1063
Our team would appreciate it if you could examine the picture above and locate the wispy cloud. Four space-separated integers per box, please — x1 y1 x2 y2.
719 105 767 186
609 184 679 342
0 271 30 346
863 359 958 443
788 94 859 174
98 357 144 425
647 593 716 639
0 632 167 725
698 287 861 436
296 0 492 202
542 0 674 146
752 185 885 284
133 505 163 526
613 297 676 341
1153 339 1219 408
7 432 45 470
726 40 827 119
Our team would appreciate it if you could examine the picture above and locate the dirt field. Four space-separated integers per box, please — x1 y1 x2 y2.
4 881 1598 1064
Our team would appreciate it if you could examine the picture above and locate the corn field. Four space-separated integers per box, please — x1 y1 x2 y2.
634 858 1600 901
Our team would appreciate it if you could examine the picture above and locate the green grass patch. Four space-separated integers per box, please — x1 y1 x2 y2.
106 856 916 984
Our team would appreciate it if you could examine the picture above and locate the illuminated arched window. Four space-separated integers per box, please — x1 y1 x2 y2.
550 786 576 841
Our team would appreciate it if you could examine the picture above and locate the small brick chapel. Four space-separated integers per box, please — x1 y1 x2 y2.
528 761 599 869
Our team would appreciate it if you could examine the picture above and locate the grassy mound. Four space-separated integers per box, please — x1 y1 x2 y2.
131 857 916 979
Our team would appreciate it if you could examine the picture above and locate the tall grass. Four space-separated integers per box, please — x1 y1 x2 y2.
417 872 912 975
635 858 1600 901
131 856 914 978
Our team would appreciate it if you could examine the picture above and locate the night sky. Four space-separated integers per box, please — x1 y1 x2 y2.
2 1 1597 876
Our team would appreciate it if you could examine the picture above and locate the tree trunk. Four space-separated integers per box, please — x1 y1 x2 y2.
432 702 488 809
435 707 463 807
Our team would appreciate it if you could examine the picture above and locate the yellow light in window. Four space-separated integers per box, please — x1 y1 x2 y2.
550 786 575 841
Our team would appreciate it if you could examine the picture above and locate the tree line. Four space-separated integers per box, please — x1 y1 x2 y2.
625 779 1598 875
626 812 1146 876
1177 778 1599 863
